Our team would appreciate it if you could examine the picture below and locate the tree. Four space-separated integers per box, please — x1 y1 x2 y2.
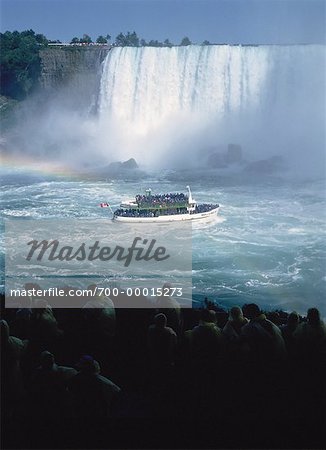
70 37 80 44
0 29 47 99
202 40 211 46
115 32 127 46
127 31 139 47
148 39 160 47
80 34 92 44
35 33 48 45
140 38 147 47
96 35 108 44
115 31 140 47
163 38 173 47
180 36 192 46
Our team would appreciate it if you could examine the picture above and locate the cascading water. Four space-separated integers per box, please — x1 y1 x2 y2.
1 47 325 316
98 45 325 167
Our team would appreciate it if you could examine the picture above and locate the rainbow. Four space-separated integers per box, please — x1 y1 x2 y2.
0 153 81 178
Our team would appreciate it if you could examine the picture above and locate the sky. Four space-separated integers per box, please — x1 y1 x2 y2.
0 0 325 45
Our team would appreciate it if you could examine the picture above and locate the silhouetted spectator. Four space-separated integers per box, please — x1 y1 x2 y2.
268 311 282 327
148 313 177 368
294 308 326 362
185 309 223 366
83 284 116 337
30 300 63 352
0 320 27 417
241 303 286 363
280 311 300 357
223 306 249 342
30 351 77 418
81 285 116 360
156 283 182 333
12 296 33 339
68 355 121 418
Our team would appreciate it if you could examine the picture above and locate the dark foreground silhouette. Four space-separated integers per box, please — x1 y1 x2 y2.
1 294 325 449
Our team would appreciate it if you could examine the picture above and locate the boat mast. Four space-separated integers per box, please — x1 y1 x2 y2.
186 185 193 204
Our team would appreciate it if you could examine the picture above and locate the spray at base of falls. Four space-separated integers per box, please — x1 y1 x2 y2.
97 45 325 169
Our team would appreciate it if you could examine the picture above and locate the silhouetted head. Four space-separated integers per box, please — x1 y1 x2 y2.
200 309 216 324
87 284 97 293
24 282 41 292
34 299 50 312
77 355 100 374
40 351 55 369
288 311 300 327
230 306 243 321
162 283 172 296
243 303 261 320
269 311 281 325
19 296 32 309
0 320 9 342
154 313 167 328
307 308 320 326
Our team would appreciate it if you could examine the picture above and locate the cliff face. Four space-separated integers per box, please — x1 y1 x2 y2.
39 46 110 109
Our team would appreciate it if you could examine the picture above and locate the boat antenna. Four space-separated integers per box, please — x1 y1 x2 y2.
186 185 193 203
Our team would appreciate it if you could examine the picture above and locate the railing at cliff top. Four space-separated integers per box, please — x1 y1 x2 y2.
47 43 112 48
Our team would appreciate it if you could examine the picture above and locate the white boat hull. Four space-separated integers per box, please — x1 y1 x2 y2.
113 206 219 223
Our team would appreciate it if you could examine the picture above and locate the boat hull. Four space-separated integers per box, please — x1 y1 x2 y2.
113 206 219 223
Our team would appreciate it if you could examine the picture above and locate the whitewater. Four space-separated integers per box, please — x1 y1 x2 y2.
1 171 325 317
1 44 325 315
97 45 325 170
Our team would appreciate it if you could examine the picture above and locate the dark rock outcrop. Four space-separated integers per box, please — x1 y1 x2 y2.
207 152 228 168
206 143 243 168
39 46 110 109
121 158 138 169
244 155 285 174
106 158 139 172
39 47 109 90
226 144 242 164
84 158 145 180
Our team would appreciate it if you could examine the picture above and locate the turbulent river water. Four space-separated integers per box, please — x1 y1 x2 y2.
1 169 325 317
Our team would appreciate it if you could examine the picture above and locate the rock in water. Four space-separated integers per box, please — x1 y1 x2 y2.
121 158 138 169
207 153 227 168
244 155 285 174
226 144 242 164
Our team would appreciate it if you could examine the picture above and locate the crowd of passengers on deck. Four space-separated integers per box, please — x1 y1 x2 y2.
136 192 188 208
114 203 219 217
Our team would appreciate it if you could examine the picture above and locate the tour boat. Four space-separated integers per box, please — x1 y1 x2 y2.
111 186 220 223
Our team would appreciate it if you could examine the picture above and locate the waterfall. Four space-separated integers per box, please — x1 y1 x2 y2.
97 45 325 166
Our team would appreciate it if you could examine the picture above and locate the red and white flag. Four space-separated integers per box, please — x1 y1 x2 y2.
100 202 109 208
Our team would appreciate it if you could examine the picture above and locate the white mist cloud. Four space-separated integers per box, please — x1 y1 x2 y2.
3 45 325 180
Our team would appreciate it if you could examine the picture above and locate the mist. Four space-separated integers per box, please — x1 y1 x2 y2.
2 44 325 180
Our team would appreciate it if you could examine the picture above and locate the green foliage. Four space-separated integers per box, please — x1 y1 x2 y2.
96 35 109 44
180 36 192 46
70 37 80 44
138 37 173 48
202 40 211 45
115 31 140 47
163 39 173 48
80 34 92 44
147 39 161 47
0 29 48 100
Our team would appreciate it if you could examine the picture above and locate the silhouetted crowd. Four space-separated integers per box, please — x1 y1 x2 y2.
1 290 326 449
114 203 219 218
136 192 188 208
192 203 219 213
114 207 189 217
